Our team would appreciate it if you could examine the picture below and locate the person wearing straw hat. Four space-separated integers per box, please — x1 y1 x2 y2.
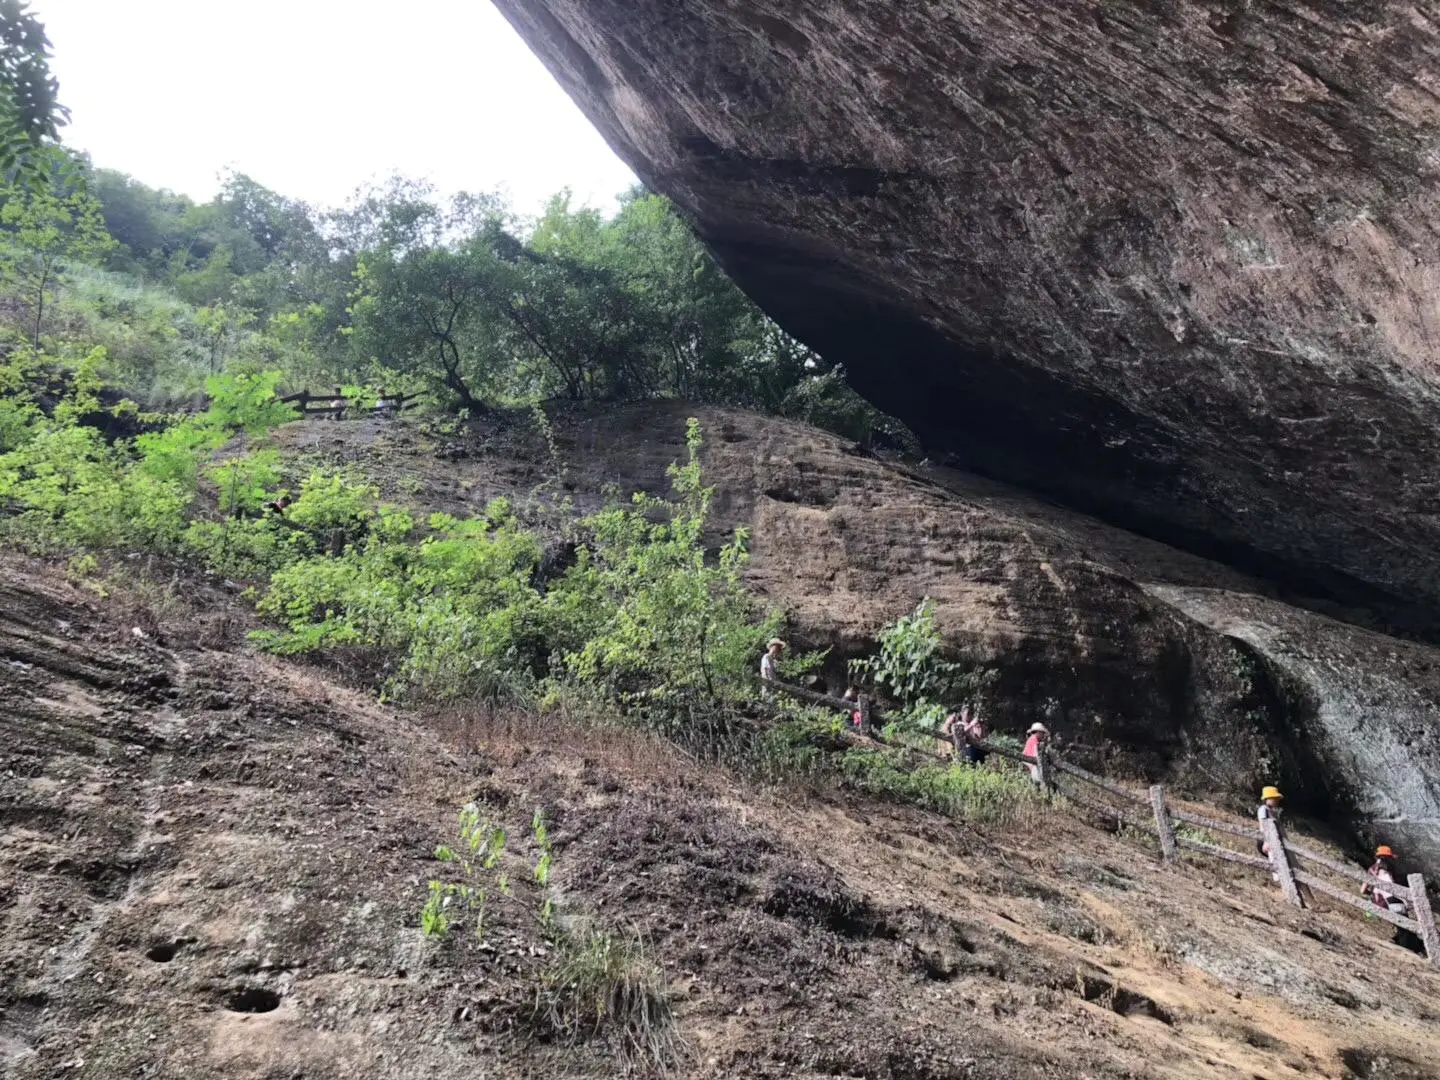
760 638 786 683
1021 722 1050 784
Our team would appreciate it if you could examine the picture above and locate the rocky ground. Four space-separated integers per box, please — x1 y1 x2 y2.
4 507 1440 1076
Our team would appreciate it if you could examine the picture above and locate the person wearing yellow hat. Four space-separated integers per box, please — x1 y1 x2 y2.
1362 845 1407 916
1256 785 1284 858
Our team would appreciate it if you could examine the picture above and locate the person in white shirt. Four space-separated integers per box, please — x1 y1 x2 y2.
760 638 785 683
1256 785 1284 857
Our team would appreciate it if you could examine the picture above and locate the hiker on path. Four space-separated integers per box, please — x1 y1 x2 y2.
1363 846 1425 952
1362 845 1407 917
944 705 989 766
760 638 785 683
1021 722 1050 784
1256 785 1285 859
959 706 989 767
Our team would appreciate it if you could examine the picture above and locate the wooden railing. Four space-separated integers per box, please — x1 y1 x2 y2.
760 676 1440 970
278 390 422 419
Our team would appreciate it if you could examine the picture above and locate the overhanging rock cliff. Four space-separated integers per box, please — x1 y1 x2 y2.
493 0 1440 637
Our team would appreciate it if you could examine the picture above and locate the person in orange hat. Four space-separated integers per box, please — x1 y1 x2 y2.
1362 845 1407 916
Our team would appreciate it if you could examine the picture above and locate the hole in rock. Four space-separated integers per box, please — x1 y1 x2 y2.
225 987 281 1014
1339 1048 1432 1078
145 942 179 963
1074 975 1174 1025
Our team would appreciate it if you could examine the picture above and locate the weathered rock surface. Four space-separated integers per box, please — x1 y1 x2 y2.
493 0 1440 638
1152 585 1440 866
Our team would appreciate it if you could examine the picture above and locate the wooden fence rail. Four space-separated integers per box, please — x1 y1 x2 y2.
279 389 423 418
1293 870 1420 933
1173 833 1273 871
1168 806 1256 841
758 676 1440 971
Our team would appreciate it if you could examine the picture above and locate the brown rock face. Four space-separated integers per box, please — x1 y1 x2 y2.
493 0 1440 636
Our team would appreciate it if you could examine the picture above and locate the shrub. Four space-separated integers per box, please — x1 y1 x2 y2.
838 749 1044 824
421 803 513 943
547 417 781 727
251 489 546 699
849 598 997 736
0 361 294 556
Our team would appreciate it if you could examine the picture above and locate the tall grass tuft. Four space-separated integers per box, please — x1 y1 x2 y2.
534 925 682 1071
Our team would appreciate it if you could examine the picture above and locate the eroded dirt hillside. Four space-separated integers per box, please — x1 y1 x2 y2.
4 555 1440 1079
270 405 1440 866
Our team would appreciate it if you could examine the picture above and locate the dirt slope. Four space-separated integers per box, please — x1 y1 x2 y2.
4 555 1440 1079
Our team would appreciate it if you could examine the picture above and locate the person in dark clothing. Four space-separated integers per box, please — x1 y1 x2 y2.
961 707 989 766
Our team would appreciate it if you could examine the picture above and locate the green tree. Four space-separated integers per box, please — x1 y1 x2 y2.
346 190 511 409
552 418 778 721
193 301 256 373
0 181 114 346
343 180 826 412
0 1 67 192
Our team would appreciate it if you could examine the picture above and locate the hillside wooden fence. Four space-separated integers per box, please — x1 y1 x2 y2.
761 677 1440 970
279 390 422 419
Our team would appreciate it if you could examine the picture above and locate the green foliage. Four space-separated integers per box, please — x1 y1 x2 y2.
247 419 780 715
0 142 901 441
0 348 188 552
252 485 545 699
838 750 1044 823
0 360 292 556
849 598 997 733
551 418 780 725
0 178 115 347
781 366 921 454
0 2 68 192
344 183 827 411
421 802 512 943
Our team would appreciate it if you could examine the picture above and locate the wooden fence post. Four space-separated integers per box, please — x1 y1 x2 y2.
1407 874 1440 969
1034 746 1051 792
1261 817 1303 907
1149 784 1177 862
857 693 874 735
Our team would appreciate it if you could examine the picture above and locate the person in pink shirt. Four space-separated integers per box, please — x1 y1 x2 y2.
1021 722 1050 784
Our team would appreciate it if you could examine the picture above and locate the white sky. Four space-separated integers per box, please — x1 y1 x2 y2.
33 0 638 213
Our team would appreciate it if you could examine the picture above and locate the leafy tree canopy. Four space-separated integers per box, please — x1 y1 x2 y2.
0 1 67 191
